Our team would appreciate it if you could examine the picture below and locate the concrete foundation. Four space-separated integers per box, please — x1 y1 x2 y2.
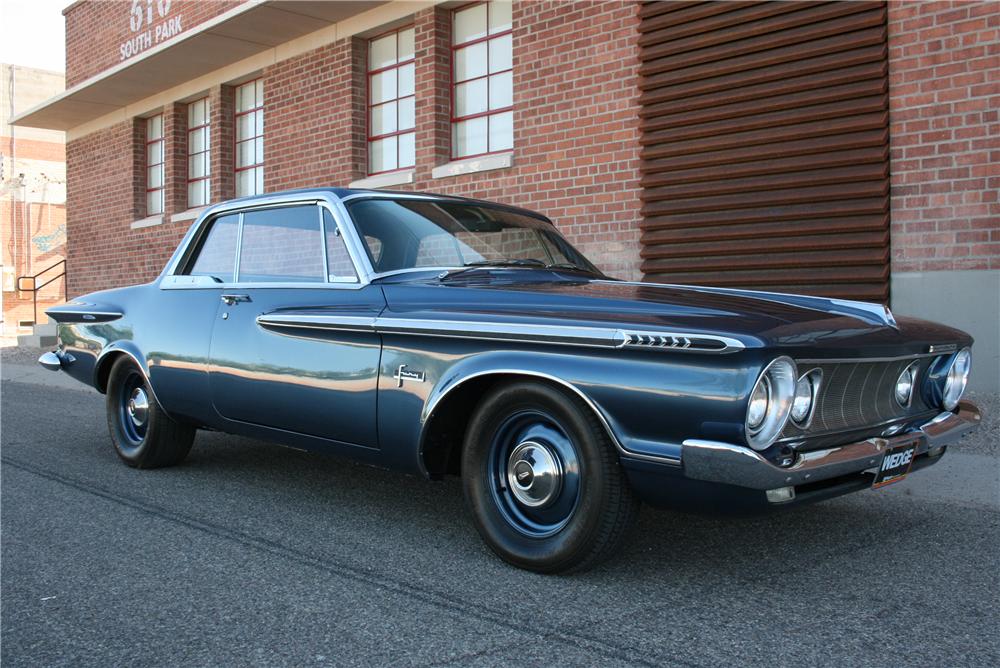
891 270 1000 393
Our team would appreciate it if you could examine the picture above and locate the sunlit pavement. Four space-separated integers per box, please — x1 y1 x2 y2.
2 367 998 667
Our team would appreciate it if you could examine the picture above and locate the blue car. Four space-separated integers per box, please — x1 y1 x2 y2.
41 188 982 572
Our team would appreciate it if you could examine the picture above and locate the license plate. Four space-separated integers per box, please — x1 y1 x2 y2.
873 441 918 489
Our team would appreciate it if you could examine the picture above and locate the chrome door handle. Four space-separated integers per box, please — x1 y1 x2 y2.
221 294 251 306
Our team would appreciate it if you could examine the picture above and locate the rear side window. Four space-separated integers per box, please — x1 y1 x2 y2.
238 206 324 283
187 214 239 281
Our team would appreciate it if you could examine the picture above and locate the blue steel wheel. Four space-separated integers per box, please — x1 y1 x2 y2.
487 410 581 538
117 368 150 449
105 355 195 469
463 380 640 574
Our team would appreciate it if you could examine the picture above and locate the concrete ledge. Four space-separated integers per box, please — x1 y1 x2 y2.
432 152 513 179
349 169 415 190
130 215 164 230
170 207 208 223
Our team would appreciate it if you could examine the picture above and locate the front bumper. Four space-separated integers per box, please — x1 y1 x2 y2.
681 400 982 492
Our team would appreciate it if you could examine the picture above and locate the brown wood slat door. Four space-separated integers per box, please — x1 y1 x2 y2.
638 0 890 302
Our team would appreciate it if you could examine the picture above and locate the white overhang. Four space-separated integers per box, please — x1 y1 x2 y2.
12 0 387 131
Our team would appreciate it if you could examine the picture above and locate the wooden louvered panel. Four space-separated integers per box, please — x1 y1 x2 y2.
638 0 891 302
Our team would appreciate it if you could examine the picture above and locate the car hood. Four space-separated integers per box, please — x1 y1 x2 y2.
379 272 971 358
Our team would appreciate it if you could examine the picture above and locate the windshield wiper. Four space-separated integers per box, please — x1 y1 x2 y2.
545 262 592 273
438 258 546 280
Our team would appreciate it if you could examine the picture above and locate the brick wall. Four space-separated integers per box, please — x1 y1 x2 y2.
887 0 1000 273
65 0 642 297
65 0 243 88
264 0 644 279
65 121 188 297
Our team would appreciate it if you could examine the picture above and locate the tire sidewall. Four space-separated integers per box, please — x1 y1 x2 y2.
463 382 618 572
106 356 156 467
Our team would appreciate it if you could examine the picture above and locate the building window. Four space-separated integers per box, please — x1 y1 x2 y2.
145 114 165 215
368 26 415 175
187 97 210 208
235 79 264 197
452 1 512 159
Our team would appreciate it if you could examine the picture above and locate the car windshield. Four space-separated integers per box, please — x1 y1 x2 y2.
345 198 600 276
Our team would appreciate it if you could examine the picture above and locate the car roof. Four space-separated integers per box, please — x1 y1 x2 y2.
223 187 551 223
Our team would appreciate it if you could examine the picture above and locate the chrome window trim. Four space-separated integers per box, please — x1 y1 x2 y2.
232 211 245 283
318 204 331 283
326 195 376 281
159 192 375 289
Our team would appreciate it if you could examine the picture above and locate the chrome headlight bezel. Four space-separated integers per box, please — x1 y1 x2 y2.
745 357 797 451
942 348 972 410
790 368 822 427
894 361 919 408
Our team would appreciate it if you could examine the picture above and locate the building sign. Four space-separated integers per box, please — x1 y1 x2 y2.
120 0 184 62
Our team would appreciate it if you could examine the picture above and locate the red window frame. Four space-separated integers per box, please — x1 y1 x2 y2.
367 25 416 176
187 97 210 208
145 113 165 215
234 78 263 196
451 1 513 160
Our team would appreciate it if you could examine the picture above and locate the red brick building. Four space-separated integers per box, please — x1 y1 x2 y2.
12 0 999 389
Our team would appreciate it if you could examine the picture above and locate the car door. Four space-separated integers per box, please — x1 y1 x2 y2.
207 202 384 448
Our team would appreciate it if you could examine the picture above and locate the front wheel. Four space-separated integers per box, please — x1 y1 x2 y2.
106 355 195 468
462 381 639 573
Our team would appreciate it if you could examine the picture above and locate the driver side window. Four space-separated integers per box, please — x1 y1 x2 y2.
185 204 360 284
188 214 239 282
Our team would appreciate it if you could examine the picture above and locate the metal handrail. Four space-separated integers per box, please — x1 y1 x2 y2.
16 259 67 326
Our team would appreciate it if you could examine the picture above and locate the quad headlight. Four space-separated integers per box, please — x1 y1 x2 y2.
895 361 919 407
745 357 797 451
942 348 971 410
790 369 822 426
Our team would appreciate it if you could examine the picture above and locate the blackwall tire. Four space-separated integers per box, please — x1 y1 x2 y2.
105 355 195 468
462 380 639 573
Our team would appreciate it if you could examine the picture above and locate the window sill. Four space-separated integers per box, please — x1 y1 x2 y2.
349 169 414 190
130 215 164 230
171 207 208 223
432 152 514 179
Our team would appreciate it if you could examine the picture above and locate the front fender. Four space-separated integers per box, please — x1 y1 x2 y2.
375 339 754 477
419 350 632 463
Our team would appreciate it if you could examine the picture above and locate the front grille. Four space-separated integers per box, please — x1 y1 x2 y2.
781 357 935 440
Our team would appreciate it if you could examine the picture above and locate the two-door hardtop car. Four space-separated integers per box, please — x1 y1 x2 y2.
41 188 982 572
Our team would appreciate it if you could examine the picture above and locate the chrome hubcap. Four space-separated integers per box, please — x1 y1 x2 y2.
127 387 149 427
506 441 563 508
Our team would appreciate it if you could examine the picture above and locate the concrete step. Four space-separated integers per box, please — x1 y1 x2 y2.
33 323 57 337
17 334 57 348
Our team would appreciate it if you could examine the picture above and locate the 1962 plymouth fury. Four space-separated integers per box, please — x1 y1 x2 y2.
41 188 982 572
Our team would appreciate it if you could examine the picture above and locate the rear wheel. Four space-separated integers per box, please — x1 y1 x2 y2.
462 381 639 573
106 355 194 468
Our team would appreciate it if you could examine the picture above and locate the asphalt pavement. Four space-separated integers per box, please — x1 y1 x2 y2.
2 366 998 667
